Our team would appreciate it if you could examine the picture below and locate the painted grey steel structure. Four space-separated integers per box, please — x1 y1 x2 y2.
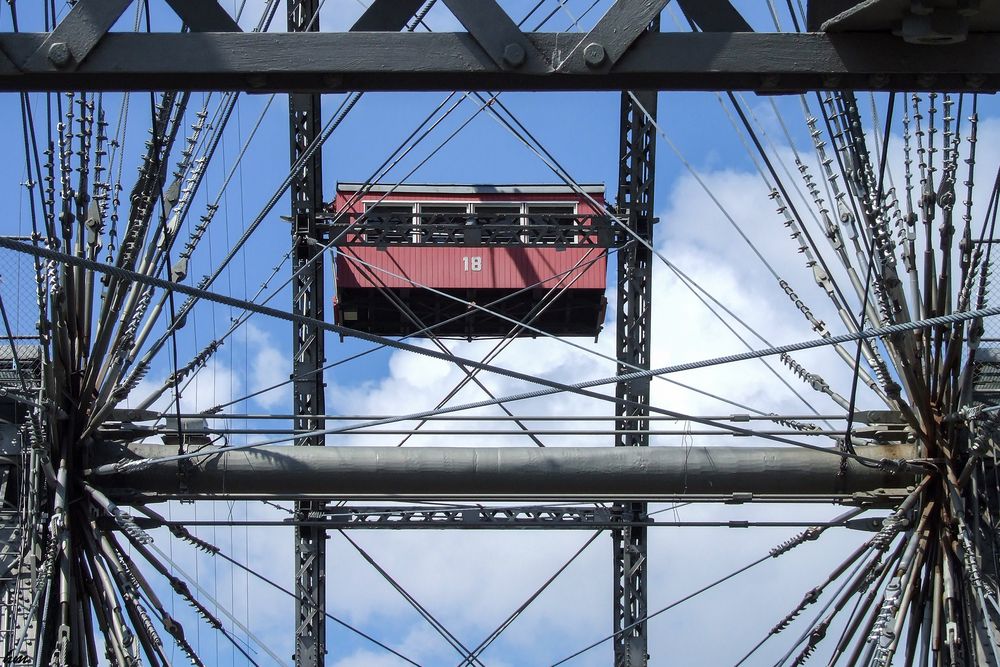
4 0 1000 664
0 0 996 94
94 443 916 500
292 505 650 530
2 32 1000 92
0 344 44 662
322 214 616 248
614 85 657 666
287 0 327 664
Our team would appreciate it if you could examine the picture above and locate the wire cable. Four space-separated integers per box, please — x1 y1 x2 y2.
14 236 992 470
164 523 424 665
551 552 773 665
456 530 602 666
844 92 897 463
339 531 485 666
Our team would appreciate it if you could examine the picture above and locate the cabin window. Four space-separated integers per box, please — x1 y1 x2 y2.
364 203 414 222
472 204 520 223
418 204 469 243
526 204 577 244
363 203 415 243
472 204 521 243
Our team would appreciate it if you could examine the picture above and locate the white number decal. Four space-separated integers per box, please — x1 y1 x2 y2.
462 256 483 272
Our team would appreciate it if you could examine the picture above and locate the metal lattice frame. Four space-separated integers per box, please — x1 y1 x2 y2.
613 85 657 667
288 1 327 664
6 0 1000 664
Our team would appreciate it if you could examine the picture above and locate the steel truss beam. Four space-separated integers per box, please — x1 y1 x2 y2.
287 0 326 662
308 505 639 530
614 84 656 667
287 5 427 660
1 32 999 93
91 443 917 500
251 506 888 530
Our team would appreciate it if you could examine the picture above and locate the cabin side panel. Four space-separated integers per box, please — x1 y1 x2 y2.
335 247 607 290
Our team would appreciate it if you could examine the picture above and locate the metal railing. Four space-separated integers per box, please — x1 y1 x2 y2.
320 213 619 247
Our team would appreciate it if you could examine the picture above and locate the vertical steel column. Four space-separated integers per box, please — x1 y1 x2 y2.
613 84 657 666
288 1 326 665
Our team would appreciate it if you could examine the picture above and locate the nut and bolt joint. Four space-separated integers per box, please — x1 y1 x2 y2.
48 42 71 68
583 42 606 68
502 43 526 68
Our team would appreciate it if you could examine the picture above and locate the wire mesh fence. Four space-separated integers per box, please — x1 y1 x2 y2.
973 242 1000 400
0 240 42 391
0 240 40 341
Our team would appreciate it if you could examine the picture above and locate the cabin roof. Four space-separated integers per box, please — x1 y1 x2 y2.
335 183 605 196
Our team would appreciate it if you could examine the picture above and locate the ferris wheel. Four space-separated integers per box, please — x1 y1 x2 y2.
1 1 999 665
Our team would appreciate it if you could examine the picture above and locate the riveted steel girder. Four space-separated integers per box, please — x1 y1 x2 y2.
1 32 999 93
614 84 657 667
288 0 326 660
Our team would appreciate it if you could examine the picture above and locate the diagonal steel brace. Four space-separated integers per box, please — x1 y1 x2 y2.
558 0 673 73
442 0 551 72
23 0 241 73
165 0 242 32
23 0 134 72
676 0 752 32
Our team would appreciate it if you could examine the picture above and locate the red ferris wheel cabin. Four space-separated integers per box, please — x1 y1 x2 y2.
327 183 611 339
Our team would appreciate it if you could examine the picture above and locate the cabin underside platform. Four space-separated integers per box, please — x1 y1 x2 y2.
335 287 607 339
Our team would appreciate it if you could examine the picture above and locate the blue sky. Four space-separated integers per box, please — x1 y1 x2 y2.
2 1 998 665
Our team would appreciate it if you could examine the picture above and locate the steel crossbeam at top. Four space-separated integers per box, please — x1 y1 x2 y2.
2 0 1000 93
1 32 998 93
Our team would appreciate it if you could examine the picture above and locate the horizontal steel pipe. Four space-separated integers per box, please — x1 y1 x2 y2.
91 443 918 501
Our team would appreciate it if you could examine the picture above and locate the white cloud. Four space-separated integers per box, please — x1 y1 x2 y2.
246 322 293 410
332 651 414 667
123 357 242 416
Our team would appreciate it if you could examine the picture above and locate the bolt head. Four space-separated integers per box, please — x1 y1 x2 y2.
48 42 71 67
583 42 606 68
502 43 526 68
